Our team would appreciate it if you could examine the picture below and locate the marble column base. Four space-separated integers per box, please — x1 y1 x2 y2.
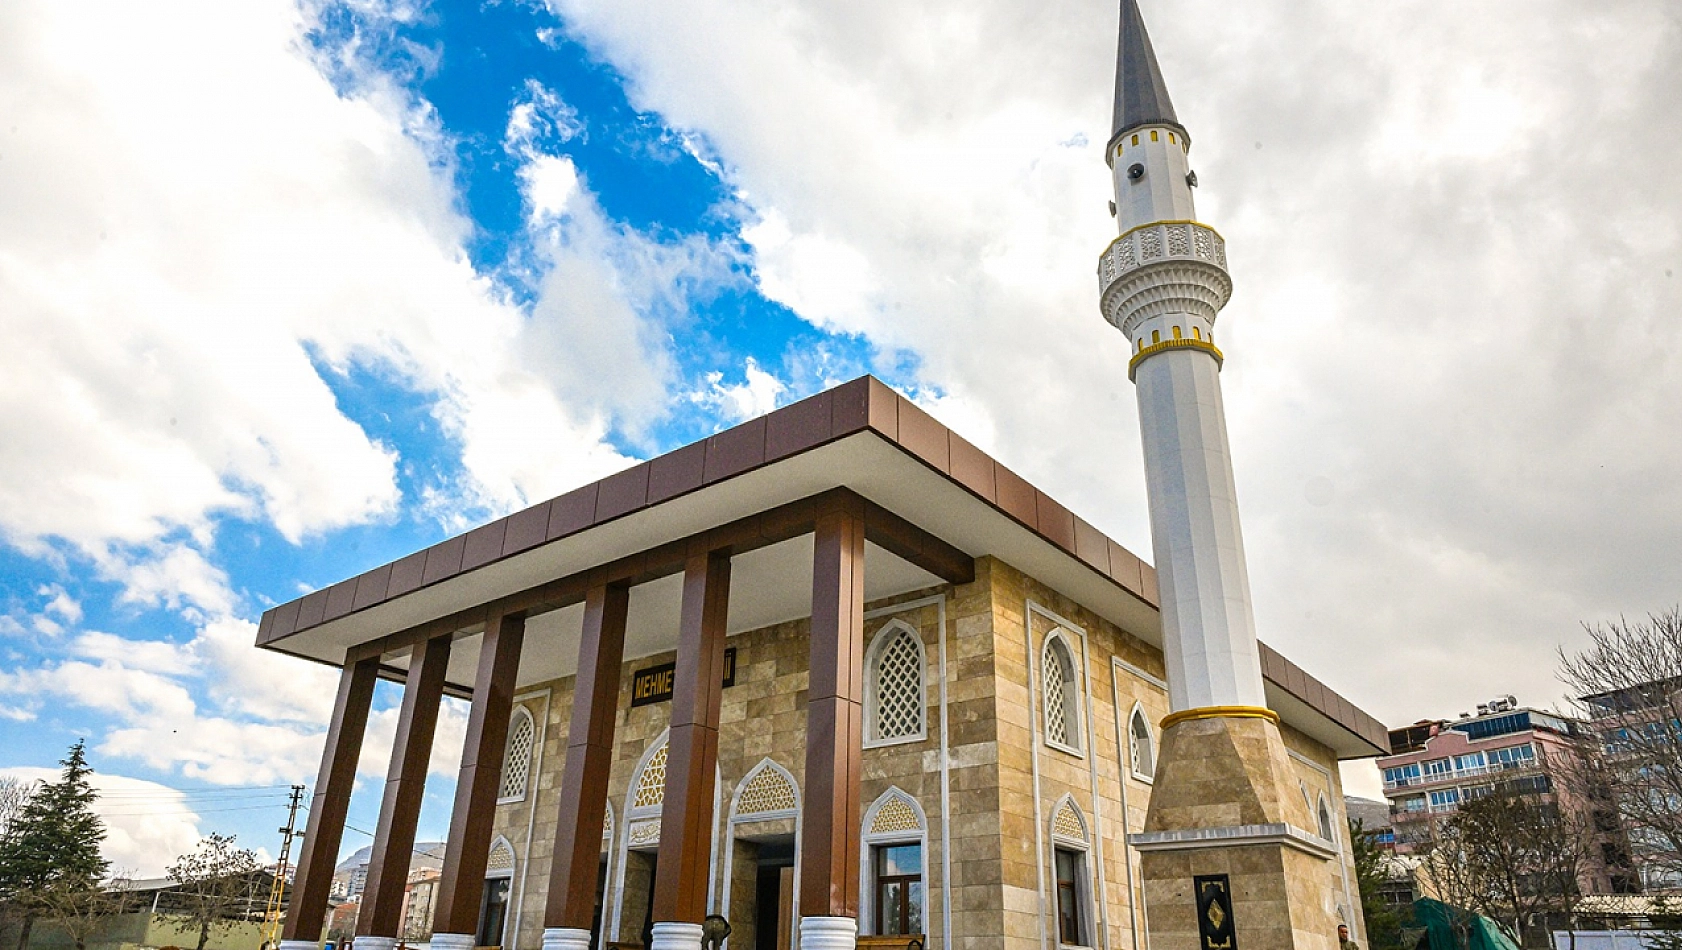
354 937 397 950
798 916 857 950
429 933 477 950
281 940 321 950
542 928 592 950
649 921 704 950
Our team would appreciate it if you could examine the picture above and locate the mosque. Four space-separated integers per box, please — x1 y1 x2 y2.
260 3 1386 950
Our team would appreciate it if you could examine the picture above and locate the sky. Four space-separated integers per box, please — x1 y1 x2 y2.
0 0 1678 876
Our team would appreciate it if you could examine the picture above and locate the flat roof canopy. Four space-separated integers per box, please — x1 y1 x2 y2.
258 377 1388 758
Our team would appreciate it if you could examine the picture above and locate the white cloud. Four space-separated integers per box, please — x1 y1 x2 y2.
0 768 206 877
690 358 788 424
547 0 1682 726
39 585 83 625
506 78 587 156
0 0 718 596
71 631 198 677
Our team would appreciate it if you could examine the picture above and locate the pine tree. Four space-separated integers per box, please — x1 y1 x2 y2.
0 740 110 950
1350 819 1406 950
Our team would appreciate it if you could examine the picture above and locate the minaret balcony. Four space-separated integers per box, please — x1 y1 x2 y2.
1098 220 1233 338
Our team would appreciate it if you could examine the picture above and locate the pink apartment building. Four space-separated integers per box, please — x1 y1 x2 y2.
1376 697 1636 895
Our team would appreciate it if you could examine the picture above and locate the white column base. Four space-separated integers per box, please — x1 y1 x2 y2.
798 917 857 950
355 938 398 950
430 933 477 950
542 928 592 950
649 922 705 950
281 941 321 950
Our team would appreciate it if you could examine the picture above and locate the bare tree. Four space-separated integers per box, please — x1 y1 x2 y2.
1420 787 1586 949
1558 607 1682 888
1418 821 1487 950
0 779 35 840
166 834 261 950
43 876 138 950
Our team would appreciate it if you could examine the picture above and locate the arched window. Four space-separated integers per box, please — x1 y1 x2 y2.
861 788 927 937
1049 796 1093 946
480 836 516 947
865 622 927 747
498 705 535 803
1317 794 1336 843
733 759 800 820
1129 704 1155 780
1042 632 1083 754
630 738 669 814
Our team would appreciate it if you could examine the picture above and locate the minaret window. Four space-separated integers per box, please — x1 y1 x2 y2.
865 621 927 747
1042 633 1083 754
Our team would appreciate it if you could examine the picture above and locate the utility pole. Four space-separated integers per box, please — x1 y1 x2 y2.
263 785 307 949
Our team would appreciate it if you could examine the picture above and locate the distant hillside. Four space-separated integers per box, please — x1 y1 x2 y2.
336 842 447 873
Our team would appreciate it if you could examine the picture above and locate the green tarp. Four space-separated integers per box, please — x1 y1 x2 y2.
1412 898 1523 950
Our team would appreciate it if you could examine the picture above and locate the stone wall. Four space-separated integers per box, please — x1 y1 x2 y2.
475 555 1365 950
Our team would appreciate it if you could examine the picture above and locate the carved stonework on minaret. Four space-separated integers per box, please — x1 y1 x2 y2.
1101 3 1353 949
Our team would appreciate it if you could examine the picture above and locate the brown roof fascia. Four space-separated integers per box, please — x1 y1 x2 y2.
340 488 972 665
260 376 1150 644
1258 642 1389 752
254 374 1379 754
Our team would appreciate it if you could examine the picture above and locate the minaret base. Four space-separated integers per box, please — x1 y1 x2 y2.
1131 713 1341 950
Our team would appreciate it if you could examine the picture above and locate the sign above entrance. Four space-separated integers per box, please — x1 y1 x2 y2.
630 648 738 708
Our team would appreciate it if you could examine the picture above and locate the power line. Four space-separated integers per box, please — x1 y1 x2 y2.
97 804 293 818
95 784 295 795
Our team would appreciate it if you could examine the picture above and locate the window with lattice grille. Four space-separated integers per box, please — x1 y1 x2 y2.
498 707 535 801
632 743 668 810
1129 706 1154 779
867 625 925 745
1043 635 1081 753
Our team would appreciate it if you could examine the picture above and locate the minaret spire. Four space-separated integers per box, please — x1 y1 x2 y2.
1111 0 1182 145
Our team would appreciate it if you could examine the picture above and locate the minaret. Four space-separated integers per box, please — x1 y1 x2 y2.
1100 0 1261 715
1099 4 1350 949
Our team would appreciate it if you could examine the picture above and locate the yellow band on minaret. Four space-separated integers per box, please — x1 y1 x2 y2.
1127 337 1223 380
1159 705 1279 729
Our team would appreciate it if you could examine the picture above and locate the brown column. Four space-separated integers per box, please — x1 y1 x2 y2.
800 497 866 921
358 635 452 939
432 612 527 939
542 582 631 932
282 657 379 944
650 551 732 925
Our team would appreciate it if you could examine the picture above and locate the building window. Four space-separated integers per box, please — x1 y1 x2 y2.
1317 796 1335 842
1129 705 1155 780
1383 763 1421 788
1428 789 1460 810
1055 848 1087 945
1454 752 1485 772
862 788 928 936
866 622 927 746
1487 743 1536 769
873 843 923 936
1042 633 1083 754
498 706 535 803
477 876 510 947
1422 758 1452 778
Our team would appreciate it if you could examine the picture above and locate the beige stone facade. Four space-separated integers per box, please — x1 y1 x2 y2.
482 558 1363 950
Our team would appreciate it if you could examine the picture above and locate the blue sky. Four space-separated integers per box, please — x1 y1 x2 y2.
3 0 1681 877
0 0 896 873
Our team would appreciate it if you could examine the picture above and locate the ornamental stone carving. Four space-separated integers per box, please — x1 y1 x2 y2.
1097 220 1232 340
